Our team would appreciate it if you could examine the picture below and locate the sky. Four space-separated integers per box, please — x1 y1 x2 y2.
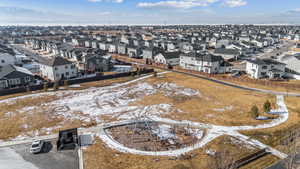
0 0 299 25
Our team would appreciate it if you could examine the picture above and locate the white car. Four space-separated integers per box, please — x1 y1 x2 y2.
30 140 44 154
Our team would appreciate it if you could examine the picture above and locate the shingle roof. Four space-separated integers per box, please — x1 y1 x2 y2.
181 52 224 62
0 64 33 79
40 57 73 67
214 48 240 55
247 58 285 66
162 51 181 59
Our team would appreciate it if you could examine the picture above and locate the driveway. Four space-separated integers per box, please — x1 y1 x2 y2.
0 140 79 169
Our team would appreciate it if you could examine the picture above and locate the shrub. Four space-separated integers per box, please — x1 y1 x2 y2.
43 82 48 92
263 100 272 113
53 81 59 90
153 71 158 77
250 105 259 119
64 80 69 88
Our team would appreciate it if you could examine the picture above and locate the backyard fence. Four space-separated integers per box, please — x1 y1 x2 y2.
0 68 154 97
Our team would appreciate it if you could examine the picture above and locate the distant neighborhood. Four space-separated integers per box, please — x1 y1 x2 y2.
1 25 300 90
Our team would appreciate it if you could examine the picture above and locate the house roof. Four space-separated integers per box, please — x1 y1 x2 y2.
161 51 181 59
40 56 73 67
247 58 286 66
0 64 33 79
214 48 240 55
182 52 224 62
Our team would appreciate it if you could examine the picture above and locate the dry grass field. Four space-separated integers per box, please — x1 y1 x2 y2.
0 72 280 140
132 72 276 126
218 75 300 93
83 135 257 169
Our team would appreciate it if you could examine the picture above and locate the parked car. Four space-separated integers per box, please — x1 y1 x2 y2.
30 140 44 154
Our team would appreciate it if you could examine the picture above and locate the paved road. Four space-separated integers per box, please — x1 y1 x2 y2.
257 41 295 59
0 140 79 169
10 44 48 63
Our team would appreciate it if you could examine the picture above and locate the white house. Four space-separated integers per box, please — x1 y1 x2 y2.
39 57 77 81
280 54 300 74
154 51 180 66
180 52 231 74
246 58 286 79
0 53 16 66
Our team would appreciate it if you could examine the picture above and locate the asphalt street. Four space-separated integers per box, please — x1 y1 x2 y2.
0 140 79 169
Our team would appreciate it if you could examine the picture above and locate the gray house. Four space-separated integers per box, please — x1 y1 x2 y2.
0 65 35 89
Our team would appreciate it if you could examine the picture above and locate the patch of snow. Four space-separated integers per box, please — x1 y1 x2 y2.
206 149 216 156
152 124 176 140
69 84 81 88
213 105 233 112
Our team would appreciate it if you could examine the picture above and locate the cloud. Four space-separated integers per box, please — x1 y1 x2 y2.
137 0 218 9
87 0 123 3
285 8 300 15
223 0 247 8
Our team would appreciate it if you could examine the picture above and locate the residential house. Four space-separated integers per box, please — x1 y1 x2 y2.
117 43 127 55
246 58 286 79
81 54 112 73
280 54 300 74
154 51 181 66
142 47 164 60
39 57 78 81
180 52 230 74
0 64 35 89
127 46 142 58
214 48 241 60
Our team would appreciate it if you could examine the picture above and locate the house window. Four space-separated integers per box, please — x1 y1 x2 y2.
262 66 268 69
65 65 68 69
55 67 58 70
71 65 75 69
1 60 4 63
66 72 69 76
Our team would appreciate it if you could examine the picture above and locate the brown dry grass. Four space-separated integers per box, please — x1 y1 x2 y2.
220 75 300 93
83 135 256 169
132 72 276 126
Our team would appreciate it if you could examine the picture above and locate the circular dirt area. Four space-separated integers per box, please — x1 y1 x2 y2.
105 121 206 152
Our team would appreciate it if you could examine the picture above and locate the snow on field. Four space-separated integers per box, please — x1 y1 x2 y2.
154 82 200 97
213 105 234 112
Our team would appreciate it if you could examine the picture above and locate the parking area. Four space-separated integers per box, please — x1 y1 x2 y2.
0 139 79 169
